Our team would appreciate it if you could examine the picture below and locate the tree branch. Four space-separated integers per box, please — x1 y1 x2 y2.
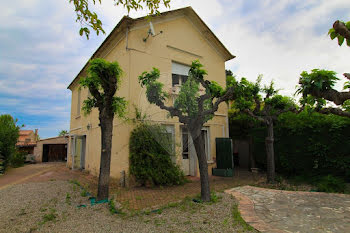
309 88 350 105
155 99 188 124
202 86 235 116
333 20 350 41
318 107 350 118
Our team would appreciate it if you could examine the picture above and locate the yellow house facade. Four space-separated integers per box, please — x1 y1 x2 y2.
67 7 234 179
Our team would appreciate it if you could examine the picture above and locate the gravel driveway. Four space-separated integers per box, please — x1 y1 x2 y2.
0 180 256 233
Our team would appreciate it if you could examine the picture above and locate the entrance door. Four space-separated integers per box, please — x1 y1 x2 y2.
72 135 86 170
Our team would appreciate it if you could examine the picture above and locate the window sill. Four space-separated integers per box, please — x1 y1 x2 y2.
207 160 215 164
75 115 81 119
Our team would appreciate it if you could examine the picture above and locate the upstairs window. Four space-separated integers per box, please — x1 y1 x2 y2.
172 62 190 87
77 88 81 116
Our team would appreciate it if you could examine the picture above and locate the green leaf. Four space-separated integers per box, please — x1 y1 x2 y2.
338 36 344 46
347 39 350 47
329 31 337 40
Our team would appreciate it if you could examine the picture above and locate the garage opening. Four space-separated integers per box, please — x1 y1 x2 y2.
42 144 67 162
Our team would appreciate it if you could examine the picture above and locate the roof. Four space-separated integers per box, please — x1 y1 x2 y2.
67 6 235 89
19 130 34 136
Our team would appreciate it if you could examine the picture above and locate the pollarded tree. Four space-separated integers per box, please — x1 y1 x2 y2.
297 69 350 117
138 60 235 201
79 58 127 200
69 0 171 39
230 76 296 182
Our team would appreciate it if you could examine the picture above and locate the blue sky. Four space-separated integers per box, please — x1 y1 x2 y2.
1 0 349 138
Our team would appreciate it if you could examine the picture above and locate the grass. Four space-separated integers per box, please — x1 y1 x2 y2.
39 208 57 225
65 193 71 205
232 203 255 232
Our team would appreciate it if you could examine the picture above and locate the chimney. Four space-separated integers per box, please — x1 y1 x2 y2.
34 129 38 142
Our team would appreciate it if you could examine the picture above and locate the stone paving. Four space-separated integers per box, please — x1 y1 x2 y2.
226 186 350 233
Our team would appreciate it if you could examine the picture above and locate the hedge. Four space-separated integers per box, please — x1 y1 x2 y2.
248 111 350 181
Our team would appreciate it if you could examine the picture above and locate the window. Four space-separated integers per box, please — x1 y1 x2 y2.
201 128 211 161
77 88 81 116
172 62 190 87
163 125 175 154
182 127 189 159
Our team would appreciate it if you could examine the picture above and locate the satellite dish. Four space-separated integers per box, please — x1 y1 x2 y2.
143 21 163 42
149 22 155 36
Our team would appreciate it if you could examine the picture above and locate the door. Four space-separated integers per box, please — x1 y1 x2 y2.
73 135 86 170
181 128 190 175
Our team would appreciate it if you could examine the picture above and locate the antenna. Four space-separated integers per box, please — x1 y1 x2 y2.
149 22 155 36
143 21 163 42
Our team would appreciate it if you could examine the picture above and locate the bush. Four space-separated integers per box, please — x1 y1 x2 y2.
9 151 26 168
129 123 186 186
316 175 346 193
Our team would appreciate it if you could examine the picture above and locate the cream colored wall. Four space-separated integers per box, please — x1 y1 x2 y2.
68 14 230 179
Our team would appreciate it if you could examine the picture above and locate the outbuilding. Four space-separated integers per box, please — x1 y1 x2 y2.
33 136 68 163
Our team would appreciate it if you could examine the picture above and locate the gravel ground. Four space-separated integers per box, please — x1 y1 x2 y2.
0 181 257 233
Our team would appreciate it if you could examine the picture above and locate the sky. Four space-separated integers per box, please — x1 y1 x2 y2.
0 0 349 138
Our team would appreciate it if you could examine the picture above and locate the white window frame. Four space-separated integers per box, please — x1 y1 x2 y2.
163 124 175 154
172 62 190 87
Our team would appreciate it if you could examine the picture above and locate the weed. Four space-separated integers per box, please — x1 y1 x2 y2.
39 208 57 225
135 196 143 200
232 203 254 231
18 208 26 216
80 189 88 197
65 193 71 205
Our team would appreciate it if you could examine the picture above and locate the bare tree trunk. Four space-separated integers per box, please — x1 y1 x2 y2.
97 114 113 200
248 136 256 170
191 129 211 202
265 120 275 183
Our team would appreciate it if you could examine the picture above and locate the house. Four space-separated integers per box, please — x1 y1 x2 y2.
67 7 235 179
33 136 69 163
16 129 38 155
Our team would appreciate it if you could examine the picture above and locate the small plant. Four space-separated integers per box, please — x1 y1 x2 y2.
80 189 88 197
65 193 71 205
39 208 57 225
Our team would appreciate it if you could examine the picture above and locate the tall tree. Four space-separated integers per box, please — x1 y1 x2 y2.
139 60 235 201
79 58 127 200
230 76 296 182
0 114 20 174
69 0 171 39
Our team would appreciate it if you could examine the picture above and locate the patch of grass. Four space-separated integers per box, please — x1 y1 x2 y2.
18 208 26 216
232 203 254 231
80 189 88 197
65 193 71 205
135 195 143 200
39 208 57 225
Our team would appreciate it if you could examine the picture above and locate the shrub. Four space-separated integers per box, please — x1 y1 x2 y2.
9 151 26 168
129 123 186 186
0 114 20 170
316 175 346 193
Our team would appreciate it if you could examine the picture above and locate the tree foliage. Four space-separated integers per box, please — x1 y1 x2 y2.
296 69 350 117
0 114 20 173
69 0 171 39
58 130 69 136
139 60 235 201
329 20 350 47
